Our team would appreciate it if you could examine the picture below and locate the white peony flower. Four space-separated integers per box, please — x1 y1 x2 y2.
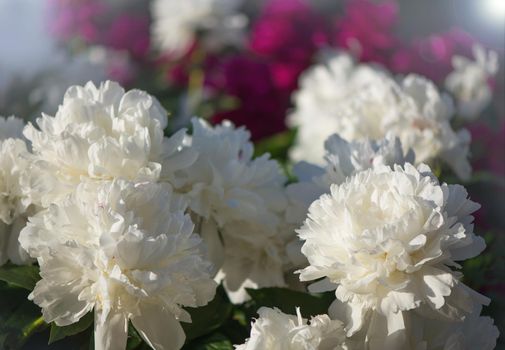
441 312 499 350
285 134 414 269
236 307 347 350
332 297 497 350
24 80 196 207
0 138 32 234
298 163 488 348
19 180 217 350
318 134 414 186
176 118 287 301
216 220 291 303
362 300 500 350
181 118 286 229
288 52 380 164
289 52 471 180
417 302 500 350
0 116 33 265
387 76 471 180
445 44 499 120
286 134 414 227
151 0 247 56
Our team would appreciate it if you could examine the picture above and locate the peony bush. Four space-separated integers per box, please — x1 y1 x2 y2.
0 0 503 349
0 74 500 349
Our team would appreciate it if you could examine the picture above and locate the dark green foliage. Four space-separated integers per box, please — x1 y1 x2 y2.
0 264 40 290
49 312 94 345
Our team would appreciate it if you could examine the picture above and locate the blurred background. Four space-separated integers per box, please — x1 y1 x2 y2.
0 0 503 121
0 0 504 346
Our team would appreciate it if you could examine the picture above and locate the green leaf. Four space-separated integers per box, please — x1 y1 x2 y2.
246 287 334 318
0 282 30 323
126 322 144 350
48 312 94 345
183 332 233 350
182 286 233 341
218 309 250 345
0 264 40 290
254 130 297 161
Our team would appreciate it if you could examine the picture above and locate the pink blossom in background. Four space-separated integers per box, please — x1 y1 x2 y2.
333 0 399 66
163 44 222 89
47 0 151 60
211 55 289 140
209 0 333 137
467 119 505 231
249 0 330 92
391 28 475 83
105 14 150 60
469 120 505 177
48 0 106 44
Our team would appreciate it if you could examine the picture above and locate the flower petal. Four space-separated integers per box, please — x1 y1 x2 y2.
131 302 186 350
94 310 128 350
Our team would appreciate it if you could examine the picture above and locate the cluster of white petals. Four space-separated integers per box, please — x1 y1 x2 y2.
410 303 499 350
179 119 286 228
175 118 288 302
216 220 292 303
236 307 347 350
20 180 216 350
286 134 414 227
151 0 246 56
285 134 414 268
298 163 491 348
0 68 498 350
445 44 499 120
3 79 296 348
12 81 222 350
0 116 33 265
24 81 195 207
289 52 472 180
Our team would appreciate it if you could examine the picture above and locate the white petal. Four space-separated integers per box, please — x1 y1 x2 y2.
131 303 186 350
94 310 128 350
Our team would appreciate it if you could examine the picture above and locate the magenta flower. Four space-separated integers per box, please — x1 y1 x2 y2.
211 55 290 140
249 0 329 92
106 14 151 59
466 119 505 231
333 0 399 66
47 0 106 43
47 0 151 60
469 119 505 177
162 43 222 89
391 28 475 83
